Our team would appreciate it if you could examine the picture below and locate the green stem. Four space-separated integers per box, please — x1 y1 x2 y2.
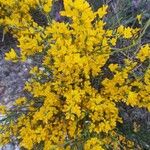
111 19 150 54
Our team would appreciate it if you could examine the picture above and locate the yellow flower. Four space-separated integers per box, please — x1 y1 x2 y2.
110 38 117 46
5 48 18 62
0 105 6 114
96 5 108 18
117 25 124 35
84 138 104 150
123 27 133 39
15 97 26 106
109 64 118 72
43 0 53 13
137 44 150 61
136 14 142 24
127 92 138 107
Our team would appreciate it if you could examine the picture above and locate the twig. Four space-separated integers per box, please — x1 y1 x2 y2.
2 30 5 42
111 19 150 54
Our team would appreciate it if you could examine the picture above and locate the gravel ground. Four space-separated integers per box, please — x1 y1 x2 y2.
0 30 30 150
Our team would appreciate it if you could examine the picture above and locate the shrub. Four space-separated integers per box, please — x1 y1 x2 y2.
0 0 150 149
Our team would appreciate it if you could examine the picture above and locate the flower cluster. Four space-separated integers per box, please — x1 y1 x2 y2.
0 0 150 149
